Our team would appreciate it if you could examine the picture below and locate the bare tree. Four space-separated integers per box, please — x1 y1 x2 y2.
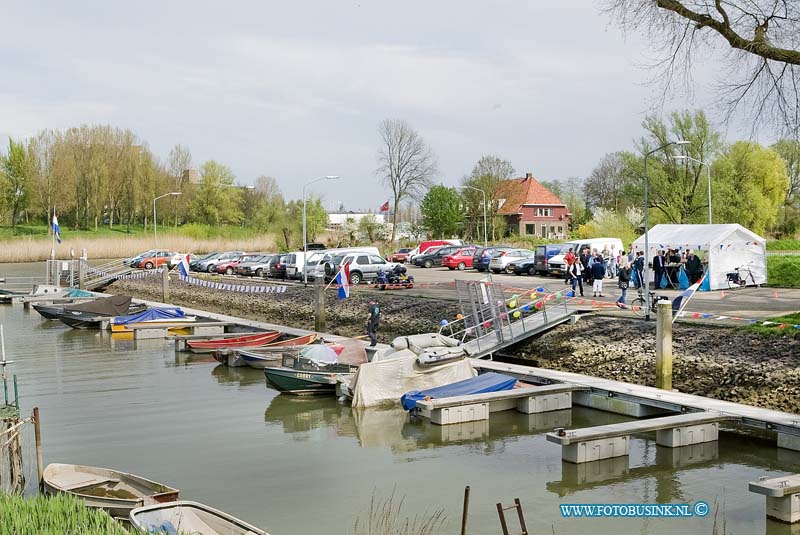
462 155 515 241
377 119 437 242
584 152 633 211
168 144 192 226
603 0 800 137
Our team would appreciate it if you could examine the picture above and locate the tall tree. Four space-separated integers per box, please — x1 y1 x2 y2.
167 144 192 226
461 155 515 241
190 161 243 226
712 142 789 234
377 119 437 242
772 139 800 235
542 176 590 230
1 139 31 228
584 152 638 211
603 0 800 136
421 185 462 239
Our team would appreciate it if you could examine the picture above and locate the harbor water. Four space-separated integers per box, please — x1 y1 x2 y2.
2 270 799 533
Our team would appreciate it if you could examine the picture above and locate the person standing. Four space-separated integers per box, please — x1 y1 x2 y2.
653 250 666 289
563 247 576 284
617 262 632 308
568 260 584 297
366 298 381 347
579 248 592 287
591 254 606 297
685 250 703 285
633 251 645 289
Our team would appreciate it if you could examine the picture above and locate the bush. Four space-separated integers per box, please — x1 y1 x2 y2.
767 255 800 287
0 493 130 535
767 239 800 250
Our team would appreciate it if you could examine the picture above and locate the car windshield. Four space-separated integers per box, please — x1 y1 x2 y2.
399 248 411 253
331 254 346 265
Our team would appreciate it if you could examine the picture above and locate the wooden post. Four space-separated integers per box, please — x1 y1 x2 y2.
161 268 169 303
656 300 673 390
314 276 326 332
33 407 43 491
461 485 470 535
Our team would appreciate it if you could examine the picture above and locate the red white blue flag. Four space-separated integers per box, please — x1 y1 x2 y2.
336 263 350 300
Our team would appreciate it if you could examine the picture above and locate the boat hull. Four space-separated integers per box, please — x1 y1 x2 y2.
43 463 179 519
263 367 354 395
186 331 280 353
130 500 268 535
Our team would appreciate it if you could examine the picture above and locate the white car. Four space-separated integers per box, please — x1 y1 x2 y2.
168 252 188 268
488 249 535 274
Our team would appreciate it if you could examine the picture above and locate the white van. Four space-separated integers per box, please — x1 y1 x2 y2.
305 246 381 281
547 237 624 276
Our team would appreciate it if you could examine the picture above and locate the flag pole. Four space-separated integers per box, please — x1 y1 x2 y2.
50 208 56 260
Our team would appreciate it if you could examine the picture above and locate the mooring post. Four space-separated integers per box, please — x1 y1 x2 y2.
162 267 169 303
314 276 326 332
656 300 673 390
33 406 43 491
461 485 470 535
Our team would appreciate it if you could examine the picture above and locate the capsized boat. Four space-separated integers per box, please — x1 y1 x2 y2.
110 307 197 336
400 371 518 410
186 331 281 353
43 463 179 519
263 347 362 395
129 500 269 535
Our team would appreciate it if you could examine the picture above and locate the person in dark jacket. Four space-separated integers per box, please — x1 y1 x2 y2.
632 251 645 289
579 248 592 285
366 298 381 347
617 262 632 307
568 261 584 297
685 250 703 284
590 254 606 297
653 250 666 289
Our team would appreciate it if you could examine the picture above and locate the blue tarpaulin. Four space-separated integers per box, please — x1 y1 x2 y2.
112 307 186 325
401 372 517 411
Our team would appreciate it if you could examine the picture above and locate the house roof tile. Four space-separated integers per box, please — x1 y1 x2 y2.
496 174 566 214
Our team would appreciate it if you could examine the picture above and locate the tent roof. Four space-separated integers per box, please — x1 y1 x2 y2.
632 224 765 248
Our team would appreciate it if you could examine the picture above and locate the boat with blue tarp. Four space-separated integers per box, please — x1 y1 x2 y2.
400 372 518 411
110 307 197 337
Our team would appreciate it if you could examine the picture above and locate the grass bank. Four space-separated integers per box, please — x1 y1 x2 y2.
0 493 129 535
767 255 800 287
744 312 800 338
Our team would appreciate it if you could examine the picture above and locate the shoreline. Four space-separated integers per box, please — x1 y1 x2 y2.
108 277 800 413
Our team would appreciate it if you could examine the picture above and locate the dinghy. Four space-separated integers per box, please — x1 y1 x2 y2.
263 348 361 395
43 463 179 519
129 500 269 535
186 331 281 353
110 307 197 338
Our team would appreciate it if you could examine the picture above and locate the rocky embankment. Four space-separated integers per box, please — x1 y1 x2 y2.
109 278 800 413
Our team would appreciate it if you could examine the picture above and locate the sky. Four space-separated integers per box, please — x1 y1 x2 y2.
0 1 752 211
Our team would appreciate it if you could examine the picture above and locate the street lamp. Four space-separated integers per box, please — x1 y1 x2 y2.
458 185 488 247
154 192 182 249
673 155 712 224
643 140 690 320
303 176 340 285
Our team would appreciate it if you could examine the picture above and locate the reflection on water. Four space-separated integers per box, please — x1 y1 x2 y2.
1 286 795 534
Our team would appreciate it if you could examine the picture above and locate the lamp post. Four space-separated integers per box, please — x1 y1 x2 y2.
303 176 340 285
643 140 690 320
458 185 488 247
673 155 712 224
153 192 182 250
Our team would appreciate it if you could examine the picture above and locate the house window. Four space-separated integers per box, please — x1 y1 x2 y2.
535 208 553 217
525 223 535 235
549 226 555 235
557 226 563 234
541 224 547 237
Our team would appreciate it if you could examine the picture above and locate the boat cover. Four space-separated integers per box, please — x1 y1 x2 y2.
400 372 517 410
351 352 476 408
112 307 185 325
63 288 95 298
64 295 133 316
300 344 339 363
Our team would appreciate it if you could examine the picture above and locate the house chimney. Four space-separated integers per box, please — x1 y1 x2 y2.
525 172 533 180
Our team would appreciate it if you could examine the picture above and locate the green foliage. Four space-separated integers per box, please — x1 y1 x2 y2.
421 185 462 239
190 161 243 226
358 214 384 242
461 155 515 241
744 312 800 338
541 176 589 230
767 255 800 288
577 207 640 247
712 142 789 235
0 493 130 535
767 239 800 250
1 139 30 228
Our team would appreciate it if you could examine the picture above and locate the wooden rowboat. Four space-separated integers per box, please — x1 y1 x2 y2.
130 500 269 535
213 333 320 365
43 463 179 519
186 331 281 353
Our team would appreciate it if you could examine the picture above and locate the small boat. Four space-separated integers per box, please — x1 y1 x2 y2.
33 304 70 320
110 307 197 338
36 295 144 328
130 500 269 535
186 331 281 353
213 333 320 365
263 351 360 395
43 463 179 519
400 372 518 410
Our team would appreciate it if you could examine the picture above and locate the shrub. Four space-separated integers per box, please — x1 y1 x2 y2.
767 256 800 287
0 493 129 535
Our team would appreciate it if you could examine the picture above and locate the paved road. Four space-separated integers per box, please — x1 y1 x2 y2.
392 264 800 320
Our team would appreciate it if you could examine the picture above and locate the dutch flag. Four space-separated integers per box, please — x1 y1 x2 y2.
52 214 61 244
336 263 350 300
179 254 190 278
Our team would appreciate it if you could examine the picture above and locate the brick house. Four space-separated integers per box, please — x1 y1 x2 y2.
496 172 570 239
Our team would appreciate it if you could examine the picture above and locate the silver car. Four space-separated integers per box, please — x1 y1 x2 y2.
488 249 535 274
328 253 399 285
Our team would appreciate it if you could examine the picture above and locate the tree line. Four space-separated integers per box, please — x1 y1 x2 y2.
0 125 327 249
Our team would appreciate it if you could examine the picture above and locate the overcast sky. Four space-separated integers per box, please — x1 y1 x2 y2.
0 1 753 211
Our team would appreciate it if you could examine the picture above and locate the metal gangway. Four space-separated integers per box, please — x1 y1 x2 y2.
80 259 135 290
440 277 579 359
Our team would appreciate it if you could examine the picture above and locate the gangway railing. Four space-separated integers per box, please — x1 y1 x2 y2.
81 259 136 289
45 259 84 288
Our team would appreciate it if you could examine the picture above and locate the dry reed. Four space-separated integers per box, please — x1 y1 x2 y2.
353 488 447 535
0 235 278 263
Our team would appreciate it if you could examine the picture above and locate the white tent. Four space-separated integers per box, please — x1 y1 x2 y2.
632 224 766 290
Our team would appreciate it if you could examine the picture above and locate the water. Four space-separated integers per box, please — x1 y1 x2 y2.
1 274 798 533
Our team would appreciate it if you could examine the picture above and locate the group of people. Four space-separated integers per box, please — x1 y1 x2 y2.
564 245 705 307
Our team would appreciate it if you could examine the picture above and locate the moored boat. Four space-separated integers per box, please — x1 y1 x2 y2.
263 352 360 395
37 295 145 328
186 331 281 353
43 463 179 519
129 500 269 535
110 307 197 337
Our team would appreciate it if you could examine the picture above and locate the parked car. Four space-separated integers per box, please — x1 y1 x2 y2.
167 252 189 268
235 254 274 277
189 252 221 272
136 251 174 269
391 248 413 263
267 255 288 279
510 244 568 276
472 246 512 272
412 246 461 268
125 250 157 267
215 254 255 275
407 240 462 263
488 249 535 274
547 238 624 277
327 253 399 285
204 251 245 273
441 247 478 270
305 247 381 281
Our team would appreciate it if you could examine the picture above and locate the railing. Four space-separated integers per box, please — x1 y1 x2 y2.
82 259 135 289
0 276 48 294
45 259 84 287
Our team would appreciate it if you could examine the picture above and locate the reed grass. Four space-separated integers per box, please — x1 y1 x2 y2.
0 493 129 535
353 488 447 535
